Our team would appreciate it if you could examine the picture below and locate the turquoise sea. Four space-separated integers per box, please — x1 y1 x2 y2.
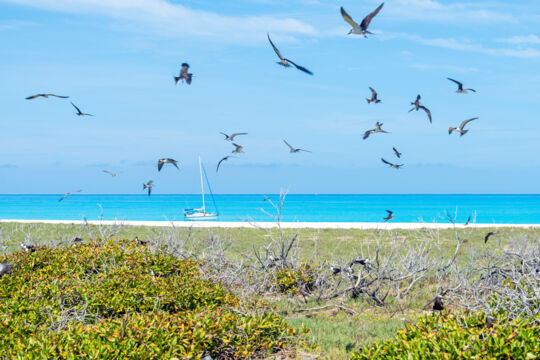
0 194 539 223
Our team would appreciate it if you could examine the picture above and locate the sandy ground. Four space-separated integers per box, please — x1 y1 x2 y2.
1 219 539 229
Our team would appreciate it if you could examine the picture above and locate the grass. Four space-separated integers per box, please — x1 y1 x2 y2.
1 221 538 359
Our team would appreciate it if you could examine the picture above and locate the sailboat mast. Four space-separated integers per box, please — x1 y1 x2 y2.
199 156 205 212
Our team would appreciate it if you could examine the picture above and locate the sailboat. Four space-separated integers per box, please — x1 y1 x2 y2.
184 156 219 220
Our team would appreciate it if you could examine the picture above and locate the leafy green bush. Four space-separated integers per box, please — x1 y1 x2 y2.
0 239 304 359
351 312 539 360
275 263 316 295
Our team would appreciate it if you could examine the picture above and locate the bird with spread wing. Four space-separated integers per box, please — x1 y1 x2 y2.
268 33 313 75
340 3 384 37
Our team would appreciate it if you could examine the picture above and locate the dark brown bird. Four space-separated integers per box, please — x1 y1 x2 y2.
26 93 69 100
268 33 313 75
447 78 476 94
382 210 394 221
71 102 93 116
0 259 14 278
363 121 388 140
157 158 179 171
484 232 495 244
449 117 478 136
143 180 154 196
340 3 384 37
216 156 233 172
433 295 444 311
20 243 36 253
232 143 244 154
59 189 82 202
409 95 432 123
220 132 247 141
393 147 402 158
175 63 192 84
464 215 471 226
366 87 381 104
381 158 403 169
283 140 311 153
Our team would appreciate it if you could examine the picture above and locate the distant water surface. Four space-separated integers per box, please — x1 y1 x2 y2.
0 194 538 224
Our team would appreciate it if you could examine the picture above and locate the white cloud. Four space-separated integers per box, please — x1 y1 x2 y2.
497 34 540 44
0 0 316 43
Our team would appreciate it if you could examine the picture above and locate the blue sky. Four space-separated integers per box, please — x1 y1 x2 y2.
0 0 539 194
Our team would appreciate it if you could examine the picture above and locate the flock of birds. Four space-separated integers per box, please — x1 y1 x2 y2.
23 2 480 222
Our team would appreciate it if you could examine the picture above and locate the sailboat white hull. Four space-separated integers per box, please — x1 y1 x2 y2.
184 211 218 220
183 156 219 221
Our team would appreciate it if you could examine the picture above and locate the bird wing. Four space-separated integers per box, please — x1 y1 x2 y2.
285 59 313 75
102 170 114 176
267 33 285 61
148 187 152 196
298 148 312 153
157 159 164 171
71 102 82 114
419 105 432 123
393 147 401 157
170 159 179 169
369 87 377 98
229 132 247 140
467 88 476 92
363 130 373 140
381 158 392 165
49 94 69 98
220 132 229 139
459 117 478 129
283 139 295 151
232 143 243 151
484 232 494 243
216 157 227 172
25 94 41 100
340 7 359 28
447 78 463 89
148 180 154 186
360 2 384 30
386 210 393 215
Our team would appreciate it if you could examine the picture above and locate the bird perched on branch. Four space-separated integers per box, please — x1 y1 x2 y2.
59 190 82 202
175 63 193 85
381 158 403 169
71 102 93 116
143 180 154 196
447 78 476 93
340 3 384 37
382 210 394 221
363 122 388 140
20 243 36 253
433 295 444 311
409 95 432 123
157 158 179 171
283 140 311 153
268 33 313 75
366 87 381 104
26 93 68 100
448 118 478 136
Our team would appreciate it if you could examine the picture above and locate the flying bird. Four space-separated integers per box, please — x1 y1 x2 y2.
283 139 311 153
409 95 432 123
102 170 120 177
216 156 233 172
232 143 244 154
484 232 495 244
220 132 247 141
59 190 82 202
464 216 471 226
363 122 388 140
381 158 403 169
71 102 93 116
382 210 394 221
366 87 381 104
268 33 313 75
143 180 154 196
175 63 193 85
448 117 478 136
0 259 14 278
447 78 476 94
157 158 179 171
340 3 384 37
393 147 402 158
26 93 69 100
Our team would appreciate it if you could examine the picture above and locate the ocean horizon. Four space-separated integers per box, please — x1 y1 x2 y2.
1 194 539 224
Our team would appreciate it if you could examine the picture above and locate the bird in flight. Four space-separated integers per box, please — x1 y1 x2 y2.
448 117 478 136
267 33 313 75
393 147 402 158
381 158 403 169
283 139 311 153
484 232 495 244
409 95 432 123
382 210 394 221
363 122 388 140
143 180 154 196
220 132 247 141
71 102 93 116
157 158 179 171
59 189 82 202
447 78 476 94
232 143 244 154
26 93 69 100
464 215 471 226
102 170 121 177
340 3 384 37
366 87 381 104
216 156 233 172
175 63 193 85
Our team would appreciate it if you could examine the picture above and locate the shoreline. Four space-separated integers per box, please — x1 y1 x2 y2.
1 219 539 229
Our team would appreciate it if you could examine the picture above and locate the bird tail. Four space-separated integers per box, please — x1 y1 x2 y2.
366 98 371 104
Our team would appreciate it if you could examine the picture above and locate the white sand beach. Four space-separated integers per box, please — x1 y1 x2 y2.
1 219 539 229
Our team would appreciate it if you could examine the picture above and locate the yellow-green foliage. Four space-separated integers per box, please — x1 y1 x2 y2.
0 240 303 359
351 312 540 360
275 264 316 295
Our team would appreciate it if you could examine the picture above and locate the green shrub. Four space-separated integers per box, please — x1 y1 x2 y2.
275 263 316 295
0 239 304 359
350 311 539 360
